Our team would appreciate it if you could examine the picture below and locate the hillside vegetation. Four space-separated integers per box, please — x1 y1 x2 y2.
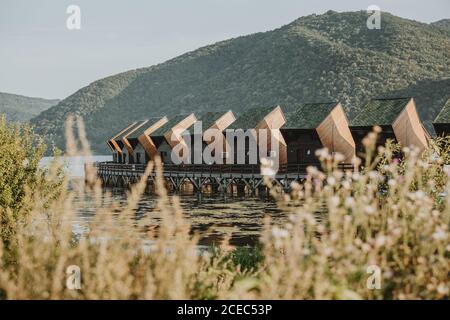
0 92 59 122
432 19 450 33
31 11 450 153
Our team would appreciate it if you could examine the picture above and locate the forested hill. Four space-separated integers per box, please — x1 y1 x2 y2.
0 92 59 122
432 19 450 33
31 11 450 154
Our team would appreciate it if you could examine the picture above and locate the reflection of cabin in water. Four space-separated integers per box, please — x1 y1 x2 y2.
122 117 168 164
433 98 450 137
282 102 355 164
149 114 197 164
227 106 286 165
350 98 429 155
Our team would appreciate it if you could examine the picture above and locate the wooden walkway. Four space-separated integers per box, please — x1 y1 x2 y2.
93 162 353 195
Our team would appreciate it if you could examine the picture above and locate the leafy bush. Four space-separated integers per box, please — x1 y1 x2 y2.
0 116 63 249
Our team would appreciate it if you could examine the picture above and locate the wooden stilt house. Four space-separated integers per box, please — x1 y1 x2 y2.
227 106 286 165
281 102 355 164
121 117 168 164
433 98 450 137
148 114 197 164
186 111 236 164
350 98 429 154
108 121 147 163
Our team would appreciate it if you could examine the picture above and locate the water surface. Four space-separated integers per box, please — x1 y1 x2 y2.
41 156 288 246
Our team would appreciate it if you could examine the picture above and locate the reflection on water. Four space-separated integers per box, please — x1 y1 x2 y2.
73 189 287 246
40 155 112 177
40 156 288 246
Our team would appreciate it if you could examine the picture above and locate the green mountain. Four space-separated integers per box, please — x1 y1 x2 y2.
31 11 450 154
0 92 59 122
432 19 450 33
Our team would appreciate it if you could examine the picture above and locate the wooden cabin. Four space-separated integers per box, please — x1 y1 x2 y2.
228 106 286 165
282 102 355 164
149 114 197 164
108 121 147 163
121 117 168 164
186 111 236 164
433 98 450 137
350 98 429 154
120 120 151 164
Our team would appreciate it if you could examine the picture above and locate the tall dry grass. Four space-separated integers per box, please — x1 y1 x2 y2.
0 117 449 299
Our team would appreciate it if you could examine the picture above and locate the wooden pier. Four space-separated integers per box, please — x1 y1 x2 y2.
93 162 353 195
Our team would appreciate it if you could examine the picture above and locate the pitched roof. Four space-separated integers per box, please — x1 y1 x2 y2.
282 102 338 129
150 114 191 137
434 97 450 123
126 117 163 139
350 98 411 127
229 106 277 129
115 121 147 141
109 122 136 141
184 111 227 135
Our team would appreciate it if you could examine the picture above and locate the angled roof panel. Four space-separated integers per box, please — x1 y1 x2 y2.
150 114 191 137
350 98 411 127
127 117 165 139
116 120 147 141
109 122 137 141
107 122 138 151
229 106 277 129
434 97 450 123
185 111 229 134
283 102 338 129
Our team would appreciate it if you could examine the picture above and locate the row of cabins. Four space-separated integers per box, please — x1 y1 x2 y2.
107 97 436 167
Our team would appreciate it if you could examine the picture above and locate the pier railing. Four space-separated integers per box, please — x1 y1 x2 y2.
93 162 354 175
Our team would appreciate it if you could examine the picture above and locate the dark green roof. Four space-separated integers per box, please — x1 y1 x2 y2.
126 117 163 139
283 102 338 129
350 98 411 127
150 114 191 137
115 121 147 141
229 106 277 129
434 97 450 123
182 112 227 135
109 122 135 140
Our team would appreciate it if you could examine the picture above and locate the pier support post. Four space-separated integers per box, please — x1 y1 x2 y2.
237 183 246 197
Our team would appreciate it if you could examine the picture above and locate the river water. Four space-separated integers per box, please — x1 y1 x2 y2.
40 156 287 246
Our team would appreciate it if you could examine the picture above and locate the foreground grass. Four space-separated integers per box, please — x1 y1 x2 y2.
0 116 449 299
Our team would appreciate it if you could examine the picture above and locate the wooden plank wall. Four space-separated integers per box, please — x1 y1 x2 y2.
257 106 287 165
137 117 169 159
108 122 138 155
392 99 429 152
316 103 356 163
204 111 236 161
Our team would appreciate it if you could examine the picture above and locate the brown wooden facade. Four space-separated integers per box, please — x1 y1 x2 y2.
350 98 429 155
106 98 432 167
282 102 355 165
108 121 145 163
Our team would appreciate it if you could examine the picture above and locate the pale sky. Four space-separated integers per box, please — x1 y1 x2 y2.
1 0 449 99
